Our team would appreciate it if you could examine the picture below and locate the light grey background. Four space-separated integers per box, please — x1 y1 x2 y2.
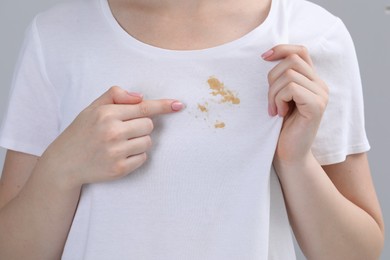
0 0 389 259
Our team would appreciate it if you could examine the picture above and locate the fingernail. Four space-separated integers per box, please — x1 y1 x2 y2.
171 101 185 111
128 92 143 98
261 49 274 60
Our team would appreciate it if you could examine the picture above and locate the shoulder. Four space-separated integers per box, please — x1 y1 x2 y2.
33 0 101 38
277 0 357 71
280 0 345 44
25 0 107 58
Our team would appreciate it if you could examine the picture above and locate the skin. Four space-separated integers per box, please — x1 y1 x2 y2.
0 87 184 259
0 0 384 259
263 46 384 259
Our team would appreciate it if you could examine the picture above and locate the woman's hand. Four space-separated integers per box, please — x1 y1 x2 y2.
262 45 329 166
39 86 183 190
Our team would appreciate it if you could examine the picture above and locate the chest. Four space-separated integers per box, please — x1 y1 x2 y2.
58 48 277 132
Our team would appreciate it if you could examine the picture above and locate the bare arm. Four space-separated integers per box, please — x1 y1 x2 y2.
0 151 38 210
264 45 384 259
0 87 184 259
0 151 82 259
275 152 384 259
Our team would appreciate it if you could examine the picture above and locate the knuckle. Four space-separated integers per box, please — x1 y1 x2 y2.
138 102 150 117
321 100 328 111
324 86 330 95
267 72 276 84
106 146 121 159
309 96 327 115
322 80 330 95
144 118 154 133
139 153 148 163
284 68 296 79
130 153 147 169
268 86 276 100
288 53 301 63
324 91 329 103
102 124 121 142
298 45 308 54
111 161 128 177
317 99 328 113
94 105 106 116
286 82 298 92
144 135 153 149
95 106 114 122
322 94 329 107
108 86 121 95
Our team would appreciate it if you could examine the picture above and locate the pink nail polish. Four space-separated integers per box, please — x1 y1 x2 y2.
261 49 274 60
171 101 184 111
128 92 143 98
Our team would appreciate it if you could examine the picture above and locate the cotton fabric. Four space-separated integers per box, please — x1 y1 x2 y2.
0 0 370 259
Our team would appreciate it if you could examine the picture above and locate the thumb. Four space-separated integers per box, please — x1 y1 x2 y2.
91 86 143 106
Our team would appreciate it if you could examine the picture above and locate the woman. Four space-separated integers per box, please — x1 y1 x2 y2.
0 0 384 259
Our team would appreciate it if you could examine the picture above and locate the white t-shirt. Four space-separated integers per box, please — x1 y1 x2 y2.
0 0 370 259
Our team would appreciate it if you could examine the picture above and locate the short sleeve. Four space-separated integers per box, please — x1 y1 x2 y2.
0 17 60 156
310 18 370 165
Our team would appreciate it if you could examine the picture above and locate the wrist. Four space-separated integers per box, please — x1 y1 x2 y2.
36 151 84 192
273 151 320 178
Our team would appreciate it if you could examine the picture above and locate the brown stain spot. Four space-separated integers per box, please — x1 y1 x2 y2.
198 103 209 113
207 77 240 105
214 121 226 129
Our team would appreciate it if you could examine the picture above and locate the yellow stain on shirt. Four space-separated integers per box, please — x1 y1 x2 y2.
198 103 209 113
207 77 240 105
214 121 226 129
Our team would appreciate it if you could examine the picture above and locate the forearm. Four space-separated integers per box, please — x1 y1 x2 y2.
274 153 384 260
0 88 167 259
0 161 82 260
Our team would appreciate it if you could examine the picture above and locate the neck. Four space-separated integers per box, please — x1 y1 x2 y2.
113 0 251 13
107 0 271 50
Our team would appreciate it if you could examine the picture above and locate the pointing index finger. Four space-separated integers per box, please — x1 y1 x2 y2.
113 99 185 120
136 99 184 117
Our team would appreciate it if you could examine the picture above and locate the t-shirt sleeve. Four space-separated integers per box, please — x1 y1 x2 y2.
0 17 60 156
310 18 370 165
